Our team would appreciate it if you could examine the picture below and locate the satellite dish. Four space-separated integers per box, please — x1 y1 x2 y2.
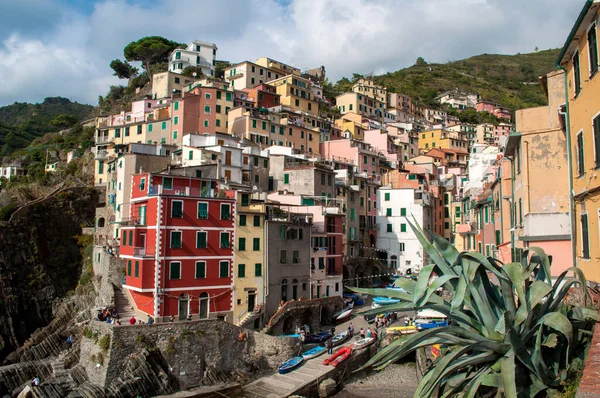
252 185 258 192
193 72 198 77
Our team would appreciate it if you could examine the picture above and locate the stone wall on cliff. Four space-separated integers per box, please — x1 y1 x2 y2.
264 296 345 336
0 187 97 361
80 319 301 394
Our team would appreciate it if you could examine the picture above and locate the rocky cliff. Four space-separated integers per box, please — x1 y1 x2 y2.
0 187 97 361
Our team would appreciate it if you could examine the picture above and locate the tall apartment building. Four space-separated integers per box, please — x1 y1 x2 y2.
169 40 218 77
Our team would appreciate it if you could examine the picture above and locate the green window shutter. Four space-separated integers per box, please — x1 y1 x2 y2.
163 177 172 190
127 260 132 276
123 230 127 246
385 192 390 201
387 224 392 232
217 91 222 99
216 105 221 113
197 202 208 219
262 121 267 130
495 230 501 245
319 257 325 269
220 261 229 277
238 264 245 278
148 124 153 132
220 203 231 219
204 105 210 113
252 120 257 128
171 231 182 248
173 130 178 140
162 121 166 130
280 250 287 263
239 237 246 251
239 215 247 226
255 263 262 276
169 262 181 279
241 194 249 206
129 230 133 246
197 232 207 248
174 116 179 125
196 262 206 278
386 208 392 216
280 225 286 238
401 224 407 232
174 101 179 111
350 208 355 221
220 232 230 248
401 208 407 216
253 215 260 226
188 150 193 160
280 126 284 135
485 206 489 223
284 174 289 184
172 201 183 218
203 120 208 127
226 92 232 101
253 238 260 251
134 261 139 277
298 228 303 240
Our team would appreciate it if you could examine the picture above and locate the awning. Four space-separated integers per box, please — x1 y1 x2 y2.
504 133 521 156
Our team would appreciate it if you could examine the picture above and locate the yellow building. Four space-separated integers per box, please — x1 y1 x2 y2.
418 129 469 153
557 0 600 282
255 57 301 77
352 78 387 106
334 115 368 141
233 192 267 329
336 92 386 120
476 123 495 145
269 75 319 116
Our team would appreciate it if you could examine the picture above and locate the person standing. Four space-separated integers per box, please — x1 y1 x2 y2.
348 323 354 336
326 336 334 354
366 328 373 338
359 327 365 339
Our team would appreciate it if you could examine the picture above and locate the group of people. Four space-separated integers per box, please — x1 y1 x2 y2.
97 307 121 325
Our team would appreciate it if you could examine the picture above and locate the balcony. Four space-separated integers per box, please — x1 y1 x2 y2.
311 224 325 234
149 185 217 198
95 135 113 145
133 247 152 257
95 149 109 160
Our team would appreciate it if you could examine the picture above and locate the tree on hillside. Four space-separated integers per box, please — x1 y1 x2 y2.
50 114 78 130
123 36 183 82
214 61 231 79
415 57 428 67
109 59 139 80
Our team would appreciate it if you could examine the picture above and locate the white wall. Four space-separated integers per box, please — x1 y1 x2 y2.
376 188 425 274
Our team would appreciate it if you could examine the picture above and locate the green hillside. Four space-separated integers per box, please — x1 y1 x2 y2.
375 49 561 110
0 97 94 157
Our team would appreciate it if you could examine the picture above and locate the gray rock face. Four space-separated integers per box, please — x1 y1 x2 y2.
318 378 337 397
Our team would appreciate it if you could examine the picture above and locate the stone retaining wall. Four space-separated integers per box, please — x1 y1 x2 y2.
265 296 344 336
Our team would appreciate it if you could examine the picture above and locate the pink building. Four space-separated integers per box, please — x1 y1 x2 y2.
493 106 512 121
476 100 496 113
494 123 513 145
363 129 400 167
320 139 381 178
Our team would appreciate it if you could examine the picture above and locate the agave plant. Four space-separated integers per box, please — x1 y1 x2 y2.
351 218 598 397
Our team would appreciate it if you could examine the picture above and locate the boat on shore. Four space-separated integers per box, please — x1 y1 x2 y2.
278 356 304 374
335 309 353 323
350 337 375 351
373 297 400 305
302 331 332 344
331 330 350 346
387 325 417 335
416 320 448 331
323 346 352 366
302 346 326 360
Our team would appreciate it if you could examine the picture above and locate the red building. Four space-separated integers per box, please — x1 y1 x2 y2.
120 171 235 321
243 83 280 109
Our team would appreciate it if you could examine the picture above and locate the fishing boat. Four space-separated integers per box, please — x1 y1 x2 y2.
350 337 375 351
278 333 300 338
363 313 385 323
387 325 417 335
301 346 326 360
335 309 353 323
323 346 351 366
302 331 332 344
416 320 448 331
331 330 350 346
373 297 401 305
278 356 304 374
330 347 352 367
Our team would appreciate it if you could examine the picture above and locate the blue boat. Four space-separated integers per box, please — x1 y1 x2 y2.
278 333 300 338
416 320 449 331
302 346 326 360
373 297 400 305
302 331 332 344
278 356 304 374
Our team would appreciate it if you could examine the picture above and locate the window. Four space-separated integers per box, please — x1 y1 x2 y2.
197 231 207 248
292 250 300 263
137 125 142 135
495 230 501 245
589 23 598 76
238 237 246 251
387 224 392 232
226 92 232 101
172 201 183 218
127 260 132 276
444 222 450 229
319 257 325 269
350 208 355 221
197 202 208 219
321 173 325 184
216 119 221 127
188 150 193 160
161 121 167 130
252 120 257 129
573 52 581 96
170 231 182 248
238 264 246 278
196 261 206 278
220 232 230 248
205 93 211 99
280 250 287 263
169 262 181 279
216 104 221 113
401 223 407 232
219 261 229 278
253 215 260 227
284 174 289 184
134 261 139 277
239 214 247 226
173 130 178 140
400 207 407 217
577 131 585 176
386 208 392 216
255 263 262 276
174 116 179 125
124 127 130 136
163 177 173 190
581 213 590 259
518 198 523 225
174 101 179 111
253 238 260 251
220 203 231 219
594 115 600 167
384 192 390 201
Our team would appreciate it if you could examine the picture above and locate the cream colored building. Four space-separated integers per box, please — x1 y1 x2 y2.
269 75 319 117
352 78 387 105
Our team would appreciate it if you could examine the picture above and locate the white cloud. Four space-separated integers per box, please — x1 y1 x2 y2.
0 0 583 106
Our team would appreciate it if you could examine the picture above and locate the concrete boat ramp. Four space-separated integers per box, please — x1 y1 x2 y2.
242 344 374 398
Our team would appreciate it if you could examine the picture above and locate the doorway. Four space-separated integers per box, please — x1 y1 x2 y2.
178 294 189 320
138 233 146 255
199 292 209 319
247 291 256 312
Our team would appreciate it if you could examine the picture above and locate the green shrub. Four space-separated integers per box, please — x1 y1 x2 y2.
98 335 111 351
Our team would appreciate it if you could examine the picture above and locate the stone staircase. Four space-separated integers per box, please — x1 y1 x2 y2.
237 305 263 329
113 285 137 321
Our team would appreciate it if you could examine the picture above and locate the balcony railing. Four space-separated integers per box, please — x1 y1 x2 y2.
149 185 217 198
133 247 151 257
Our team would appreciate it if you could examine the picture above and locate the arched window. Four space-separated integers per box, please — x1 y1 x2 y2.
281 279 288 303
97 217 105 228
199 292 209 319
178 293 189 321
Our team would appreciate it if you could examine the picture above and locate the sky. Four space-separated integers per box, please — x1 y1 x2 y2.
0 0 584 107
